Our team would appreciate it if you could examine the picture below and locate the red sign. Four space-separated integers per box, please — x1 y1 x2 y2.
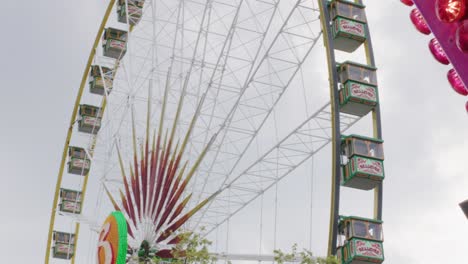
109 40 126 49
337 19 365 37
356 157 383 176
72 159 91 169
350 83 377 101
355 240 383 258
83 116 101 126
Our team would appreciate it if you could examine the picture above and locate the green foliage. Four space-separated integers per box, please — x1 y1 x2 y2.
171 230 216 264
149 228 216 264
316 256 339 264
274 244 338 264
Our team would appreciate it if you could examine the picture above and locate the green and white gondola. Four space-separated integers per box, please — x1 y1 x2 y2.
338 61 378 117
59 188 82 214
117 0 145 25
330 0 368 53
337 216 384 264
341 134 384 190
78 104 102 135
52 231 75 260
67 146 91 175
89 65 113 95
102 27 128 60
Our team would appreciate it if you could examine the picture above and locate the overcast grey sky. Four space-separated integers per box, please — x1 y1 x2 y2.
0 1 467 263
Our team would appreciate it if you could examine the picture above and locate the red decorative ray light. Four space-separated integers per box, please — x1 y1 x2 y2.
105 84 219 258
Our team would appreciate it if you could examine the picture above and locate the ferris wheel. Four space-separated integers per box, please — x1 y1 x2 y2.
45 0 385 263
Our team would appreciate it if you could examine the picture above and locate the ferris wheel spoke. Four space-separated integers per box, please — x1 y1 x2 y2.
104 0 213 165
195 103 361 234
151 0 241 141
183 0 281 194
166 0 250 172
190 0 321 228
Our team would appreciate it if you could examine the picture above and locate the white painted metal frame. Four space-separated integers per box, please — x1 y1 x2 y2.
196 103 361 235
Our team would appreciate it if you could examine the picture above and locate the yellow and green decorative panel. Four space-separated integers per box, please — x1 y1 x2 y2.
345 239 384 264
342 156 384 190
59 200 82 214
332 17 367 51
103 39 127 59
67 157 91 175
98 211 128 264
339 81 378 117
78 116 102 134
53 243 75 259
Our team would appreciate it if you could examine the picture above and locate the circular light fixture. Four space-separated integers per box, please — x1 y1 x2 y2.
448 68 468 96
410 8 432 35
435 0 466 23
429 38 450 64
401 0 414 6
456 20 468 53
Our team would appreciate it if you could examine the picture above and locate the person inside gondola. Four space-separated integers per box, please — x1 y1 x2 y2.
368 222 382 240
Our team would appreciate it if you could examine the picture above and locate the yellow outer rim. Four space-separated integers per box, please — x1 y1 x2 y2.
318 0 379 257
44 1 116 263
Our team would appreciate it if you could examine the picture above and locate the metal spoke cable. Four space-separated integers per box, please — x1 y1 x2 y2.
192 0 287 220
189 0 244 196
298 65 315 251
201 103 361 235
192 1 320 229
